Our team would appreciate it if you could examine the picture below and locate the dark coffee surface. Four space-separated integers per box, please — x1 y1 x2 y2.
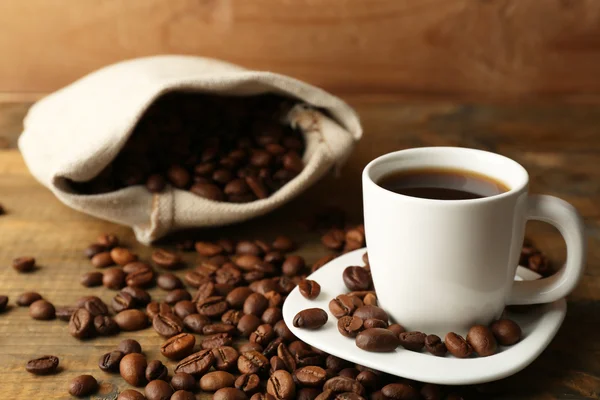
377 168 510 200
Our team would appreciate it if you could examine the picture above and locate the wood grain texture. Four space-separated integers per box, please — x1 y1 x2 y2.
1 0 600 99
0 98 600 398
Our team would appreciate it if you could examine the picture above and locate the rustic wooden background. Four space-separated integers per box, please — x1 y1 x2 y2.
1 0 600 100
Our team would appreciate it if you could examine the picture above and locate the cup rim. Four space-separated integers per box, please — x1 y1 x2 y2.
362 147 529 204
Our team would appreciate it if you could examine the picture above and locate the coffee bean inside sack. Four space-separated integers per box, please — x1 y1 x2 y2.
67 93 306 203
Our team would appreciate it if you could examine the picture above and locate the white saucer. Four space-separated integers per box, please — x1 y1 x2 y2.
282 248 566 385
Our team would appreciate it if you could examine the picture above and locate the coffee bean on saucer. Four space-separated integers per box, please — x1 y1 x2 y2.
467 325 497 357
298 280 320 299
13 256 36 272
293 308 328 329
444 332 473 358
363 293 377 306
353 305 387 322
398 331 426 352
490 319 522 345
145 379 174 400
17 291 42 306
338 316 364 338
29 299 55 320
363 319 387 329
424 335 447 356
26 355 59 375
387 324 406 336
355 328 399 352
69 375 98 397
329 294 363 319
342 266 372 291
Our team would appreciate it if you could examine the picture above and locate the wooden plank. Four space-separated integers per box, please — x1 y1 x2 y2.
1 0 600 99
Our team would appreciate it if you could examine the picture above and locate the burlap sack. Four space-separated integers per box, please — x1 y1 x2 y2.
19 55 362 244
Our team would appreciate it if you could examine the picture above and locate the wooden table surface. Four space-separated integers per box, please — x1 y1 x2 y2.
0 97 599 399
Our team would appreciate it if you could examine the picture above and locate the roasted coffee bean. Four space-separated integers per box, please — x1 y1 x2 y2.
145 379 174 400
467 325 497 357
381 383 419 400
295 349 324 368
264 251 285 266
338 316 364 338
297 388 321 400
212 346 239 371
17 291 42 306
153 313 184 337
157 273 183 290
111 247 138 266
252 279 280 295
325 355 352 373
193 281 216 303
183 313 211 333
262 337 283 359
276 343 296 372
112 292 135 312
175 349 215 377
329 295 362 319
30 299 55 320
56 306 77 321
80 272 104 287
276 276 296 294
238 314 263 337
216 264 243 286
146 360 168 381
250 324 275 346
214 388 248 400
167 165 191 188
243 293 269 316
528 252 552 276
26 355 59 375
83 297 109 316
246 176 269 199
146 302 171 319
13 256 36 272
295 366 327 387
262 307 283 325
94 315 120 336
238 351 269 374
202 333 233 349
420 383 442 400
265 291 284 308
288 340 311 356
445 332 473 358
271 236 296 253
197 296 229 317
222 309 244 325
293 308 328 329
117 389 146 400
235 240 262 256
338 368 360 380
85 243 106 259
398 331 426 352
274 320 296 342
424 335 447 357
342 267 371 291
171 372 196 392
126 266 155 288
124 261 152 275
200 370 236 391
120 353 147 386
356 328 400 352
356 370 379 391
298 280 321 300
321 229 345 251
323 376 365 395
204 323 238 336
99 350 125 372
174 300 197 319
191 182 225 201
225 179 250 196
236 254 262 271
165 289 192 305
267 369 295 399
146 174 166 193
195 241 224 257
115 309 148 331
236 373 261 394
152 249 181 269
160 333 196 360
387 323 406 336
69 308 93 338
69 375 98 397
362 293 377 306
240 343 264 354
118 339 142 355
282 256 305 276
353 306 387 322
490 319 522 345
92 252 115 268
171 390 195 400
103 268 127 290
97 233 119 248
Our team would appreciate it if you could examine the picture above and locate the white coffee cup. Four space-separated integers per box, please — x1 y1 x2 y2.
362 147 586 336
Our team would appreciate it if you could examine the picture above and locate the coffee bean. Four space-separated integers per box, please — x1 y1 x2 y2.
30 299 55 320
152 249 181 269
13 256 36 273
466 325 497 357
163 289 190 305
250 324 275 346
172 390 196 400
237 314 262 337
157 273 183 290
282 255 305 276
212 346 239 371
123 287 151 307
153 313 184 337
79 271 103 287
444 332 473 358
490 319 522 345
175 349 215 377
235 254 262 271
262 307 283 325
56 306 77 321
338 316 364 338
91 251 114 268
111 247 138 265
363 319 387 329
99 350 125 372
147 302 171 319
174 300 197 319
342 267 371 291
528 252 552 276
323 376 365 395
160 333 196 360
69 308 93 338
204 323 238 336
115 309 149 331
267 369 295 400
420 383 442 400
197 296 229 317
356 328 400 352
69 375 98 397
294 366 327 387
124 261 153 274
85 243 106 259
146 360 169 381
353 306 387 322
297 388 321 400
293 308 328 329
184 313 211 333
221 309 244 325
387 324 405 337
202 333 233 349
381 383 419 400
103 268 127 290
235 373 261 394
112 292 135 312
97 233 119 248
191 183 225 201
238 350 269 374
265 291 284 308
244 293 269 316
118 339 143 355
171 372 196 391
214 387 249 400
272 236 296 253
120 353 147 386
146 174 166 193
329 295 362 319
94 315 120 336
321 229 345 251
26 355 59 375
274 343 296 372
145 379 174 400
167 165 191 188
299 280 321 300
362 293 377 306
17 291 42 306
325 355 352 373
398 331 426 352
338 368 360 379
200 370 236 391
356 371 379 391
84 297 109 316
117 389 146 400
126 266 155 288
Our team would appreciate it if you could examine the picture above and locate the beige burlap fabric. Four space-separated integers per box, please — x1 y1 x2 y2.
19 55 362 244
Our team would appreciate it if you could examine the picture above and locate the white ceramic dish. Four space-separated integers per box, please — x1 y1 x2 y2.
282 248 567 385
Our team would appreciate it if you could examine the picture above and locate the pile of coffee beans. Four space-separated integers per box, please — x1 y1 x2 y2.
68 93 306 203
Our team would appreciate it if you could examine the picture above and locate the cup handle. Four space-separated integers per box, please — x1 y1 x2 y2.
508 195 586 305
